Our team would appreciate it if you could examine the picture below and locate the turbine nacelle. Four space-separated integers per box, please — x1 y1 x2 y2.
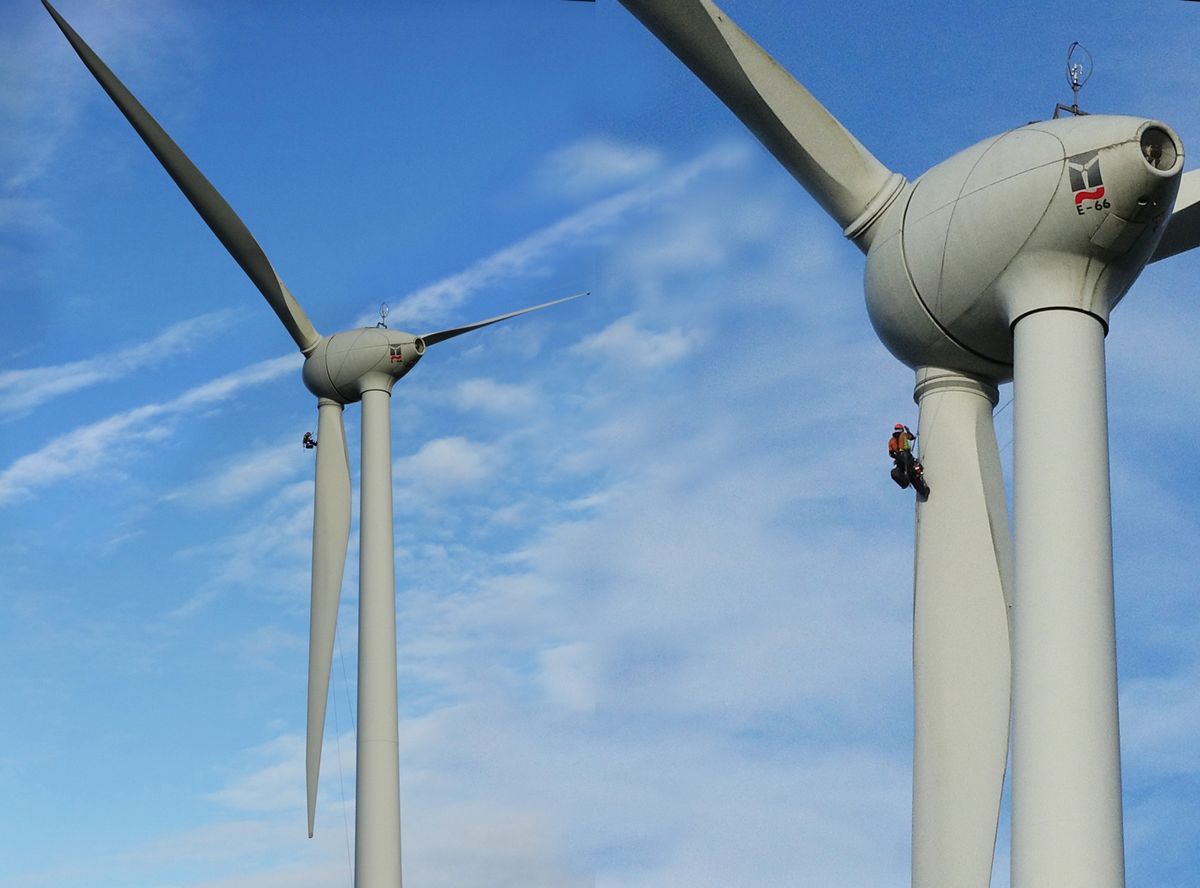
302 329 427 402
864 115 1184 381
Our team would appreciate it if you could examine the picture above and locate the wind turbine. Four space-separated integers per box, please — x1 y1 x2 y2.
616 1 1200 886
42 3 582 885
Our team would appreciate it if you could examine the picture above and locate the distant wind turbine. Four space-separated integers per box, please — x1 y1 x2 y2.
617 1 1200 886
43 3 583 885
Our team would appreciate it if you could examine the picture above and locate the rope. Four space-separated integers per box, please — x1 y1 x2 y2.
995 394 1014 455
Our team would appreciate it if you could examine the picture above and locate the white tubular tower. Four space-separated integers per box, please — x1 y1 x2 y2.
356 385 404 887
1011 310 1124 888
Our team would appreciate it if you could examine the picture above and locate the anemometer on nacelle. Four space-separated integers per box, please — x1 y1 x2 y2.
1054 41 1093 118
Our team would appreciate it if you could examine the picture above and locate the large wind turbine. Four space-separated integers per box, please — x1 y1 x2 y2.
43 3 581 886
617 1 1200 886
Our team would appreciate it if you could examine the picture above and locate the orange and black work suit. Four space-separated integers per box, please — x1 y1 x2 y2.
888 428 917 487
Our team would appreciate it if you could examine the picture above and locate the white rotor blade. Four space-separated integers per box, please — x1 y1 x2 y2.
307 400 352 838
419 291 586 347
43 0 321 354
1150 168 1200 262
618 0 898 233
911 369 1012 887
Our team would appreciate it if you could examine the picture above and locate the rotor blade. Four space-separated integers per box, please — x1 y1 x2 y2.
1150 169 1200 262
419 291 587 347
910 369 1012 888
307 400 352 838
42 0 321 354
618 0 901 235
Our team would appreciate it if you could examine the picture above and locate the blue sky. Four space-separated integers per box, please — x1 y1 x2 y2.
2 1 1199 886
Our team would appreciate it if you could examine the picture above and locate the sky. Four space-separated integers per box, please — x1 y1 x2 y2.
2 1 1199 886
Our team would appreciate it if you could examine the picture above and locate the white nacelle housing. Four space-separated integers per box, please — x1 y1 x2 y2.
864 115 1184 382
302 328 426 402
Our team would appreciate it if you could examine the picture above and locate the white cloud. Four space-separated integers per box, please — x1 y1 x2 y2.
170 478 315 608
0 401 167 504
0 8 950 888
114 817 349 883
230 625 307 668
0 311 239 416
573 313 703 370
0 194 56 235
368 154 918 886
173 355 301 410
204 732 350 816
383 144 749 328
1121 666 1200 778
452 377 539 415
9 6 1200 887
6 144 917 888
155 861 354 888
0 0 198 193
536 136 664 197
167 439 308 507
623 210 734 278
405 803 592 888
393 436 499 492
207 734 306 814
538 642 596 713
0 353 299 505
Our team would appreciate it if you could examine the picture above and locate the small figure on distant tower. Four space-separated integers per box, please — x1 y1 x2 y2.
302 431 318 449
888 423 929 497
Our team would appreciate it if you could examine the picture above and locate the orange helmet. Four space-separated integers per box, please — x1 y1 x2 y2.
894 423 905 431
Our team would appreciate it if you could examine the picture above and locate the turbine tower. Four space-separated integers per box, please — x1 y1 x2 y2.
43 3 582 886
617 1 1200 885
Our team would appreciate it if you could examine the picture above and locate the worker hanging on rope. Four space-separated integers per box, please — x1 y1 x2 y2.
888 422 930 498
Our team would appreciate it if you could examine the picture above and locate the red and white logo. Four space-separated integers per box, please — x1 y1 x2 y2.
1068 151 1105 205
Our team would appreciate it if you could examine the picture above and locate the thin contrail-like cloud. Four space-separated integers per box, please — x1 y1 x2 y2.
0 353 298 505
0 311 236 415
372 144 748 328
2 144 747 506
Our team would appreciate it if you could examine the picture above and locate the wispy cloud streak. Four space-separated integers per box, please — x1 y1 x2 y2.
0 353 299 504
0 311 236 415
534 136 665 197
0 0 195 194
382 143 749 327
